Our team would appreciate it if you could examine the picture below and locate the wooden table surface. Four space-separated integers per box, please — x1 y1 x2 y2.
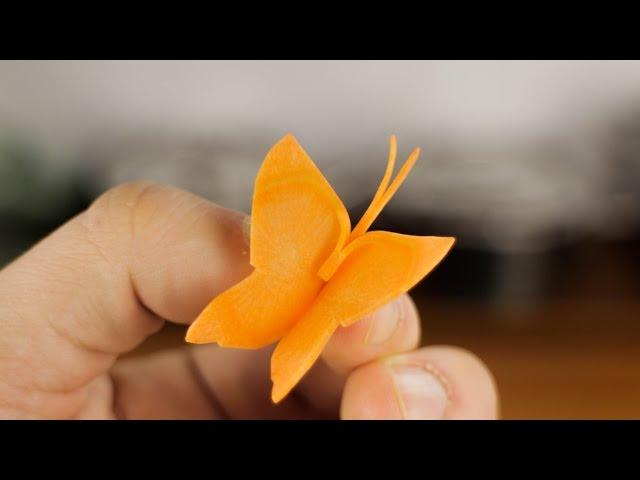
416 298 640 419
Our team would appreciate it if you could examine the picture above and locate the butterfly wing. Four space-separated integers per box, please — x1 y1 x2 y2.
186 134 350 349
270 231 454 402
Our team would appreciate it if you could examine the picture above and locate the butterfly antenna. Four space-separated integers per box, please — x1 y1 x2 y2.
348 137 420 242
372 134 397 204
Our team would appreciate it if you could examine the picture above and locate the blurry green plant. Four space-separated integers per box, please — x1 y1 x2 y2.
0 135 90 267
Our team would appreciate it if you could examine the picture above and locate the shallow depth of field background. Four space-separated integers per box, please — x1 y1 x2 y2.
1 60 639 418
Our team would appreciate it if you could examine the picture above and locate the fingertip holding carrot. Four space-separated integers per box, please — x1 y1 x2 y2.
186 134 455 403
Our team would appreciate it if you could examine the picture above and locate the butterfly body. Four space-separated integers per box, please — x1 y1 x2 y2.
186 133 454 402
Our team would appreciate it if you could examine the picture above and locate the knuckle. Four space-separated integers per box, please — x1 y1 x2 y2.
84 181 166 236
90 181 162 217
80 181 164 263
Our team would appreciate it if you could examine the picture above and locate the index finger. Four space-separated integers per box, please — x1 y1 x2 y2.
0 182 252 400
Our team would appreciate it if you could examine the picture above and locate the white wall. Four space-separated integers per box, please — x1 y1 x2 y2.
2 60 640 157
2 61 640 250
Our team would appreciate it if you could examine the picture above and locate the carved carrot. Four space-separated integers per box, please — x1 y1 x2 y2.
186 134 455 403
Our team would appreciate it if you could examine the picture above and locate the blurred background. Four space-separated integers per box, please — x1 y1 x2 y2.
1 60 639 418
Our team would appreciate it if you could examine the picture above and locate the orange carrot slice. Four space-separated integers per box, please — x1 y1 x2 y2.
271 232 455 402
250 134 351 276
185 133 455 403
186 134 350 348
186 270 321 348
318 137 421 280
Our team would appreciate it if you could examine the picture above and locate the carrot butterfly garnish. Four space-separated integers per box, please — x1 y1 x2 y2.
186 134 455 403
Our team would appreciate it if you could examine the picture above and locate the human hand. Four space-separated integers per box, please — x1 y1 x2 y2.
0 183 498 419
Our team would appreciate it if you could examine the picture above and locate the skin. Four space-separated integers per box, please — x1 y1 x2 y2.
0 182 499 419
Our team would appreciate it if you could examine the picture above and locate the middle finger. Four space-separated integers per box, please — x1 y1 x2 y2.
295 294 421 413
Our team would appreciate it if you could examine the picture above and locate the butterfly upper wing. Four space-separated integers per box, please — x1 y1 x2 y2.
270 231 455 402
249 134 351 277
186 134 351 349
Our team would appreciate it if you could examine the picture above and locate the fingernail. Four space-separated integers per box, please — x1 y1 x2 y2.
364 300 400 345
389 363 449 419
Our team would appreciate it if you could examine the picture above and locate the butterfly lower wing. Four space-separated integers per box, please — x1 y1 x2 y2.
270 297 339 402
270 232 454 402
186 134 350 349
186 270 323 348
